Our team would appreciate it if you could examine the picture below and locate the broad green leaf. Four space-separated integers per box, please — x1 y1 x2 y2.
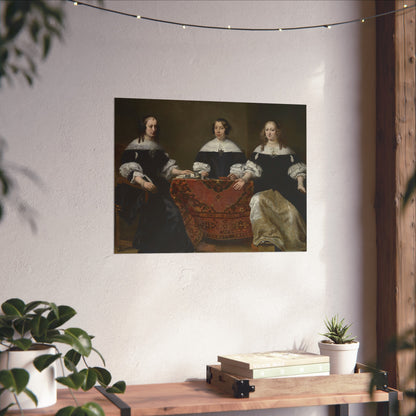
55 403 105 416
5 17 25 42
31 314 49 340
14 317 32 336
0 48 8 62
56 372 86 390
403 170 415 207
106 381 126 394
0 370 14 389
42 34 51 59
52 328 91 357
23 387 38 406
0 170 10 196
80 368 97 391
23 72 33 86
45 328 60 339
92 367 111 387
0 403 15 416
49 302 59 319
55 406 77 416
29 19 41 42
91 347 105 366
1 298 25 316
33 353 61 372
81 402 105 416
24 301 48 313
47 305 76 329
0 326 14 339
0 368 29 393
64 349 81 371
10 338 32 350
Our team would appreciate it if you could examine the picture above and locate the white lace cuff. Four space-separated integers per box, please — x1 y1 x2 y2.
288 162 306 179
193 161 211 174
229 163 245 178
244 160 262 178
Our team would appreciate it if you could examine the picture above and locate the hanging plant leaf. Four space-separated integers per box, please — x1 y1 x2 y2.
80 368 97 391
14 317 32 336
24 301 48 313
91 347 106 366
0 368 29 393
403 170 415 207
0 327 14 339
47 305 76 329
33 353 61 372
56 372 86 390
31 314 49 340
106 381 126 394
92 367 111 387
42 34 51 59
29 19 41 42
64 349 81 371
55 328 92 357
10 338 32 350
80 402 106 416
1 298 25 316
23 387 38 406
0 403 15 416
55 402 105 416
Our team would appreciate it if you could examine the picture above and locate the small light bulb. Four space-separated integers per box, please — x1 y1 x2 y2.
227 25 231 29
327 25 332 29
73 1 78 5
182 25 186 29
278 28 282 32
404 4 408 7
137 15 141 19
361 18 365 23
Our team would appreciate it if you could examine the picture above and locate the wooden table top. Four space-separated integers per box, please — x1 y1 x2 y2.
9 379 401 416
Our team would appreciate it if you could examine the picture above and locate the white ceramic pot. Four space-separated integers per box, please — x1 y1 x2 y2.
0 344 57 409
318 341 360 375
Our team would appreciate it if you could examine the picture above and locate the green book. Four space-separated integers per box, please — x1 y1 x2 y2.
220 361 330 379
218 351 329 370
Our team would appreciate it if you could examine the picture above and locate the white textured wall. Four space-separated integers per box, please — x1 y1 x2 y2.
0 1 376 415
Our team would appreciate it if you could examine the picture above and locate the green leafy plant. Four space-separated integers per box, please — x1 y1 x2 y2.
0 0 66 227
0 298 126 416
321 315 357 344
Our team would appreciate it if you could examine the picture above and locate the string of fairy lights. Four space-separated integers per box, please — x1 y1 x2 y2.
68 0 415 32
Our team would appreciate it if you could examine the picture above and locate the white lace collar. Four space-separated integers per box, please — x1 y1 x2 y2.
254 144 294 156
126 138 163 151
199 138 242 153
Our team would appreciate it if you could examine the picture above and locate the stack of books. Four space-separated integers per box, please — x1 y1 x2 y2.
217 350 330 379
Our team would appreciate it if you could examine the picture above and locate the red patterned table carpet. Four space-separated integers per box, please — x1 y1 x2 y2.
170 178 253 243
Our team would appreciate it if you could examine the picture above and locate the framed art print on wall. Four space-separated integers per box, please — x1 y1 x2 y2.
114 98 306 254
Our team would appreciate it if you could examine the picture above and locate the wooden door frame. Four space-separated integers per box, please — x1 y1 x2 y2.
375 0 416 412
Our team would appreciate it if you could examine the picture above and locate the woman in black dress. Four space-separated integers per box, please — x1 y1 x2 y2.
233 120 306 251
193 118 246 180
119 115 194 253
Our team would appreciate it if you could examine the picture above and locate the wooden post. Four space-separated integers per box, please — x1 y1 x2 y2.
376 1 416 414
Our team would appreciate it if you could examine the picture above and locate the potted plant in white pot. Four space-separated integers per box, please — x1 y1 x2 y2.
318 315 360 375
0 298 125 415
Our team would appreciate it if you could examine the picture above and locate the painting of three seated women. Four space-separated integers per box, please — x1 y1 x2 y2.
115 100 306 254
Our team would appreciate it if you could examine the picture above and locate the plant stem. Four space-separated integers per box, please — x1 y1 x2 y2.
13 392 24 416
55 346 78 407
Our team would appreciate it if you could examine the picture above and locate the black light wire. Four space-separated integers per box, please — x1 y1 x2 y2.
67 0 415 32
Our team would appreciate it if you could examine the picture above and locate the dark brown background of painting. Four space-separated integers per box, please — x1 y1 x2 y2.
114 98 306 171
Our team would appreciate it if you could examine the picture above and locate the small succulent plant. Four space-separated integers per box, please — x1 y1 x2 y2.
321 315 357 344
